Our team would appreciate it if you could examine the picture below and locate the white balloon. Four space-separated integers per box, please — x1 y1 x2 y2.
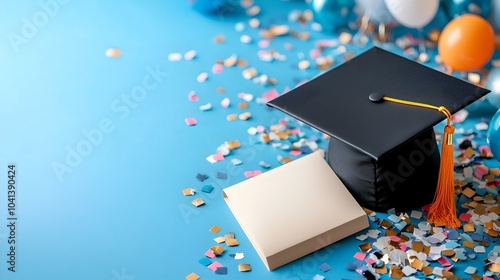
384 0 439 29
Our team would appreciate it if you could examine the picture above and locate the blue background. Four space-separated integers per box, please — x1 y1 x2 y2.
0 1 499 279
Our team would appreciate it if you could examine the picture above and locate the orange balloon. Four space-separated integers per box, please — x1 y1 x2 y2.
438 14 495 72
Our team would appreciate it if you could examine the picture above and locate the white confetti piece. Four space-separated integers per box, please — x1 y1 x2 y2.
168 52 182 61
199 103 212 111
235 22 245 32
221 97 230 108
474 245 486 253
298 60 310 70
234 253 244 260
231 158 242 166
249 18 260 28
240 35 252 44
402 266 417 276
238 92 254 102
197 72 208 83
476 122 488 131
184 50 196 60
247 127 258 135
356 234 368 241
410 210 422 219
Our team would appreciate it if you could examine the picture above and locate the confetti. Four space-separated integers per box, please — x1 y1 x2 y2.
188 91 199 102
244 170 262 178
184 50 196 60
210 246 224 255
238 263 251 272
231 158 242 165
199 257 213 266
182 188 195 196
238 92 254 102
214 34 225 43
192 198 205 207
215 267 227 275
196 173 208 182
197 72 208 83
464 266 477 274
319 263 331 272
199 103 212 111
205 249 215 258
246 5 260 16
239 112 251 120
168 52 182 61
221 97 230 108
208 261 223 272
312 275 325 280
226 114 238 121
212 63 224 74
240 35 252 44
185 272 200 280
258 39 269 48
476 122 489 131
216 172 227 179
226 238 239 246
298 60 310 70
242 67 258 80
209 225 221 233
202 185 214 193
238 102 249 109
235 22 245 32
185 118 197 126
353 252 366 261
105 48 121 58
249 18 260 28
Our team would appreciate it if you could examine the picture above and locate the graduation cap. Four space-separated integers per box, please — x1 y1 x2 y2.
267 47 489 228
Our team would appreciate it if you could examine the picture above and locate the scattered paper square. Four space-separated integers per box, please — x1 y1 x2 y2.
226 238 239 247
231 158 242 165
215 267 227 275
353 252 366 261
209 225 221 234
238 263 252 272
410 210 422 219
199 257 213 266
208 261 223 272
205 249 215 258
312 275 325 280
214 236 226 243
202 185 214 193
185 272 200 280
464 266 477 274
319 263 331 272
192 198 204 207
196 173 208 182
216 172 227 179
211 246 224 255
185 118 197 126
234 253 244 260
474 245 485 253
182 188 195 196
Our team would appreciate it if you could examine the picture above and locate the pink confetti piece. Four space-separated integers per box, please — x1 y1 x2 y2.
437 257 451 267
184 50 197 60
353 252 366 261
197 72 208 83
221 97 230 108
258 39 270 48
290 150 302 157
310 49 321 59
483 276 494 280
262 89 279 102
279 119 288 126
212 63 224 74
244 170 262 178
480 146 491 154
389 236 400 242
291 128 301 135
188 91 199 102
296 80 308 87
167 52 182 61
185 118 197 126
365 258 375 265
208 261 223 272
256 125 265 133
459 213 472 222
213 154 225 161
475 168 488 179
399 243 407 252
205 249 215 258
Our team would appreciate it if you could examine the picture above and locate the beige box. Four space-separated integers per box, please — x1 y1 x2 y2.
223 151 369 271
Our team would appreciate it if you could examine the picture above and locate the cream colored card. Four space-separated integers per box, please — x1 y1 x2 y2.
223 151 368 271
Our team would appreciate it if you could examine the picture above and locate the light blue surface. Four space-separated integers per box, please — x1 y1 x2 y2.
0 1 499 280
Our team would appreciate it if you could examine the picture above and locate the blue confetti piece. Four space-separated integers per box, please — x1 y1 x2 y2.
447 230 459 240
492 246 500 253
216 172 227 179
469 233 483 242
345 261 362 271
394 221 407 231
215 267 228 275
475 187 486 196
387 208 396 215
427 236 440 244
229 253 236 258
319 263 331 272
196 173 209 182
461 233 473 242
199 258 213 266
299 146 313 154
445 241 460 249
313 274 325 280
485 187 498 195
202 184 214 193
475 225 485 235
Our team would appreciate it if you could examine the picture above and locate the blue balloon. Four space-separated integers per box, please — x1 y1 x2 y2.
310 0 357 32
190 0 230 13
489 0 500 32
485 67 500 109
442 0 491 19
487 109 500 162
355 0 394 24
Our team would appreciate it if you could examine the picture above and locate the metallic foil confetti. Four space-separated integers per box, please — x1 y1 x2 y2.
105 48 121 58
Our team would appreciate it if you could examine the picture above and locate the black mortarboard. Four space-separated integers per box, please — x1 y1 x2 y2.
267 47 489 214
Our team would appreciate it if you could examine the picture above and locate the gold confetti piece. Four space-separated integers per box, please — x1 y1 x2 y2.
224 54 237 67
412 241 424 252
210 245 224 255
298 32 310 41
375 265 388 274
462 187 476 198
238 263 251 272
464 147 476 158
463 222 475 232
428 29 441 42
480 240 489 247
242 67 257 80
468 73 481 85
410 258 424 270
260 133 270 143
358 243 372 252
182 188 195 196
214 34 225 43
474 204 487 215
277 132 289 140
227 140 240 150
217 87 225 93
298 60 310 70
470 274 481 280
468 201 478 208
185 272 200 280
380 219 392 230
485 174 495 183
269 25 289 36
385 229 397 236
473 196 483 202
226 238 239 246
489 263 500 273
209 225 222 233
344 51 355 62
339 32 352 44
239 112 251 121
442 270 454 278
488 229 500 237
192 198 205 207
227 114 238 121
238 102 249 109
237 59 248 68
105 48 121 58
214 237 226 243
442 249 455 257
246 5 260 16
492 168 500 176
463 240 475 248
422 266 433 276
280 157 293 164
249 18 260 28
224 232 235 239
389 265 403 279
